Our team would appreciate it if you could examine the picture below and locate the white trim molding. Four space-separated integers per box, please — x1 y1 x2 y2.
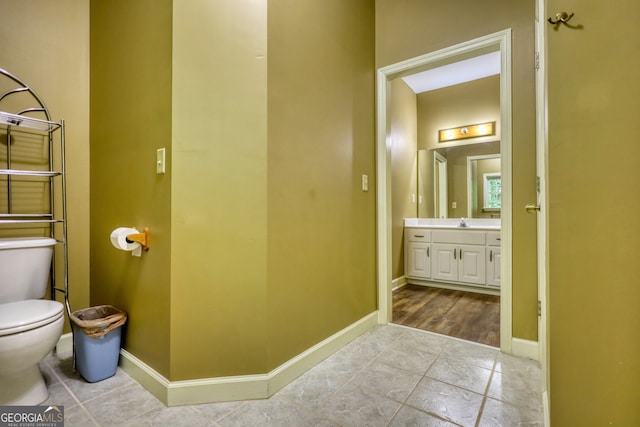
118 311 378 406
542 390 550 427
511 337 540 361
391 276 408 291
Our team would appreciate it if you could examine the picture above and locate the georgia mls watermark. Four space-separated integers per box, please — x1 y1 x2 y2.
0 406 64 427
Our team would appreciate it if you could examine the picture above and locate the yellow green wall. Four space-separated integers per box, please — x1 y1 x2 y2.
389 79 418 282
170 0 268 379
376 0 538 341
266 0 376 368
90 0 173 377
418 76 501 151
90 0 375 381
0 0 91 331
547 0 640 423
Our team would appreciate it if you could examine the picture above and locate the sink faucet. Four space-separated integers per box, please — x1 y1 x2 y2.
459 217 468 227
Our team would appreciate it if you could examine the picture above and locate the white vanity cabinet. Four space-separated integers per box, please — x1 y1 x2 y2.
431 230 486 286
486 232 501 288
404 224 501 294
405 229 431 279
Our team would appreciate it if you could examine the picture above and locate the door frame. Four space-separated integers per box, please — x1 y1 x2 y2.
376 29 514 353
535 0 550 421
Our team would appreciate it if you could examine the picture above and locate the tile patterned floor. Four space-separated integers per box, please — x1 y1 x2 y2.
40 324 543 426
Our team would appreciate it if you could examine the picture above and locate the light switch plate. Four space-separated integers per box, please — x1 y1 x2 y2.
156 148 166 174
362 174 368 191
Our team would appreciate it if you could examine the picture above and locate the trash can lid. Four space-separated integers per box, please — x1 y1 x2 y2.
0 299 64 336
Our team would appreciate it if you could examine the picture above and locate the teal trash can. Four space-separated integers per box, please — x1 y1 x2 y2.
70 305 127 383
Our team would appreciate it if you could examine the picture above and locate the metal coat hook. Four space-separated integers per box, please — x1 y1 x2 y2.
548 11 574 25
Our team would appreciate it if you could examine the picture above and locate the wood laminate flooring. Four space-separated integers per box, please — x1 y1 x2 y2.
392 284 500 347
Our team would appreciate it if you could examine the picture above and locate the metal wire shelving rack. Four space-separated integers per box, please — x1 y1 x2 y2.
0 67 70 321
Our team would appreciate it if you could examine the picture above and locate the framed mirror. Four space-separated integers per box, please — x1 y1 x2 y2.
417 140 500 218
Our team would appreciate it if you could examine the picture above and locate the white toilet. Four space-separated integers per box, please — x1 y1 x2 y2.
0 237 64 405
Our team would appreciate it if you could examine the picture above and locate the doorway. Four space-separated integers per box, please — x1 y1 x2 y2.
376 30 513 352
434 151 447 219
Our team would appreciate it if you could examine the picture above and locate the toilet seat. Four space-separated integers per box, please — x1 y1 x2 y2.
0 300 64 337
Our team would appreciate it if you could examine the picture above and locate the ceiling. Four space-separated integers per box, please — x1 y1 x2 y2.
401 51 501 94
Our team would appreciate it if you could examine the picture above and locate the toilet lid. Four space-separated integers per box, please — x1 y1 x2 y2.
0 300 64 336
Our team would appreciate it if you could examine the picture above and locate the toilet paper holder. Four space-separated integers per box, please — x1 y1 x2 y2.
125 227 150 251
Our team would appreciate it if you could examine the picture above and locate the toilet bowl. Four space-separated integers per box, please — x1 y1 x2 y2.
0 299 64 405
0 237 64 405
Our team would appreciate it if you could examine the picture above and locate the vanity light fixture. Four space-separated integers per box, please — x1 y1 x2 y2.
438 121 495 143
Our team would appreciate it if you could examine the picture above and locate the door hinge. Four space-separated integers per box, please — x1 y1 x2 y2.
535 52 540 71
537 300 542 317
536 176 541 193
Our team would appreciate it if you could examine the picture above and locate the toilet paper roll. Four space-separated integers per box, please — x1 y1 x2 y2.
110 227 142 257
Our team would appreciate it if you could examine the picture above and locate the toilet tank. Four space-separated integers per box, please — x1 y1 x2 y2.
0 237 57 303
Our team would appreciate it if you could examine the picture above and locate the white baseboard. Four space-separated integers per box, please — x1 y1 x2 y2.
542 390 550 426
55 332 73 355
391 276 407 291
118 311 379 406
511 337 539 361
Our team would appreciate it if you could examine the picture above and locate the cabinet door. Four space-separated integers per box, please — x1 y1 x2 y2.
458 244 486 285
431 243 458 282
406 241 431 279
486 247 501 288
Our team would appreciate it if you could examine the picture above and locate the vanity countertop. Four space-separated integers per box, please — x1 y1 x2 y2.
404 218 501 231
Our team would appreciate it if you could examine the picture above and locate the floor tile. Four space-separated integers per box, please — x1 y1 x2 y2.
375 339 439 375
60 405 98 427
495 352 541 378
351 359 423 402
82 383 164 425
341 325 403 362
405 377 484 427
46 354 135 403
388 404 458 426
194 400 245 423
314 383 402 427
478 397 544 427
278 341 373 411
41 381 79 409
216 395 313 427
439 339 499 370
40 359 60 385
487 371 542 411
119 405 213 427
390 326 449 355
426 356 493 395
